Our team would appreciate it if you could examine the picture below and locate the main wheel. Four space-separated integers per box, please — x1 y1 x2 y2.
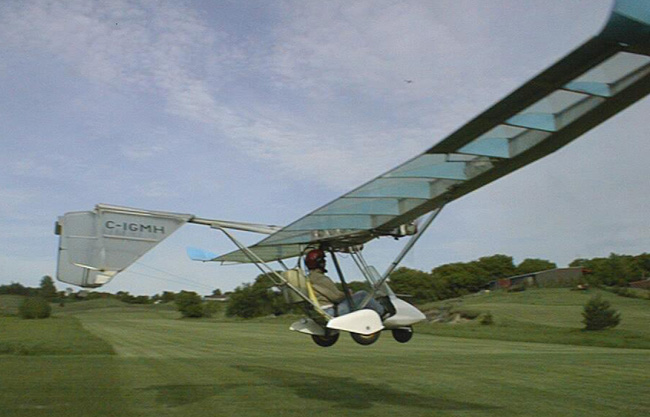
351 331 381 346
311 332 339 347
391 327 413 343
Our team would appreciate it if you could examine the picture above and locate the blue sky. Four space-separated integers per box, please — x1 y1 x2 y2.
2 0 649 295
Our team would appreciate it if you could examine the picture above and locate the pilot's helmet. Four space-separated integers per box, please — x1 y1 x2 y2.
305 249 326 270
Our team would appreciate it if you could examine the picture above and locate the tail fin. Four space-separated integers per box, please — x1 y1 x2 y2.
55 204 192 287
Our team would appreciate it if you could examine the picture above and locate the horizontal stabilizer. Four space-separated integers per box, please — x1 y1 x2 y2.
187 247 218 262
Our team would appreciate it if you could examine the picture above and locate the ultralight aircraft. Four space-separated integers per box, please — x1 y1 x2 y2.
55 1 650 346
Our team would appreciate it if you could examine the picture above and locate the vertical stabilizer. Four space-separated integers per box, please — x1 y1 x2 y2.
55 204 193 287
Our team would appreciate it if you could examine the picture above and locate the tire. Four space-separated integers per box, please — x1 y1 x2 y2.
391 327 413 343
311 332 339 347
351 331 381 346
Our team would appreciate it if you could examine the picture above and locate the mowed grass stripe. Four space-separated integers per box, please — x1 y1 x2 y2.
81 319 210 358
0 316 114 355
81 311 650 360
79 316 308 358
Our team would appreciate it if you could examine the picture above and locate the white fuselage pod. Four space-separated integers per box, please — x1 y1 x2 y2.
381 296 426 329
290 295 425 337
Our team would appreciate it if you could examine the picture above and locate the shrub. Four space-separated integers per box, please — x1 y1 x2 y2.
226 283 273 318
18 297 52 319
457 309 481 320
175 291 204 318
225 274 295 318
582 295 621 330
202 301 223 318
480 312 494 325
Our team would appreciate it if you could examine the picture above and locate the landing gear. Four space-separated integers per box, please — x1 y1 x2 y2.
311 332 340 347
391 327 413 343
351 331 381 345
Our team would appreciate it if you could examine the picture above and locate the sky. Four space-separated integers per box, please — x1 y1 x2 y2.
2 0 649 295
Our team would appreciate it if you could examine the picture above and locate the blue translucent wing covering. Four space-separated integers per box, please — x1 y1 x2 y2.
217 1 650 263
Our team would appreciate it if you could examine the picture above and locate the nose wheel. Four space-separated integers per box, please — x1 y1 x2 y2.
351 331 381 345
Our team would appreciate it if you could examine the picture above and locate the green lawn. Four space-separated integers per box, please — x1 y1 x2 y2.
1 296 649 417
0 315 114 355
0 295 25 316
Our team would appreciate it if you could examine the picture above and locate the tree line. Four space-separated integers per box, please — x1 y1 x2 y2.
3 252 648 319
223 252 650 315
220 255 535 318
389 253 650 303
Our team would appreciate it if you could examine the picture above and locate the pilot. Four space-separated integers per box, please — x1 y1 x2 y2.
305 249 385 317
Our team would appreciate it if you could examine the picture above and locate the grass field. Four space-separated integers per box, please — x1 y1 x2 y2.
0 294 25 316
1 290 649 417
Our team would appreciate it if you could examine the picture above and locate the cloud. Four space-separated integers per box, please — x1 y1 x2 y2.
0 189 37 217
0 0 513 192
120 142 167 160
140 180 178 199
0 0 235 123
3 157 56 179
271 2 475 95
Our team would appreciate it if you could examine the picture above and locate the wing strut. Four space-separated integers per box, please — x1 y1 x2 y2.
212 225 332 320
359 205 444 309
329 250 356 311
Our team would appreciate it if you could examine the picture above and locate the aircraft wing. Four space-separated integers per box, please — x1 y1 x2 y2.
215 1 650 263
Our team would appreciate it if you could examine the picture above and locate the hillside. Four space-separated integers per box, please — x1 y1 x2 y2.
417 288 650 349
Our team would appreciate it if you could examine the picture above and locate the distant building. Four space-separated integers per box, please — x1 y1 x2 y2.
489 267 586 290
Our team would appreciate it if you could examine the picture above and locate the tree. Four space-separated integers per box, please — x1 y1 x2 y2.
175 291 204 318
582 295 621 330
338 281 369 293
389 267 439 303
515 258 557 275
433 262 489 295
474 254 516 280
226 283 270 318
633 253 650 277
570 253 643 286
130 295 152 304
0 282 35 296
160 291 176 303
226 273 293 318
39 275 57 301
